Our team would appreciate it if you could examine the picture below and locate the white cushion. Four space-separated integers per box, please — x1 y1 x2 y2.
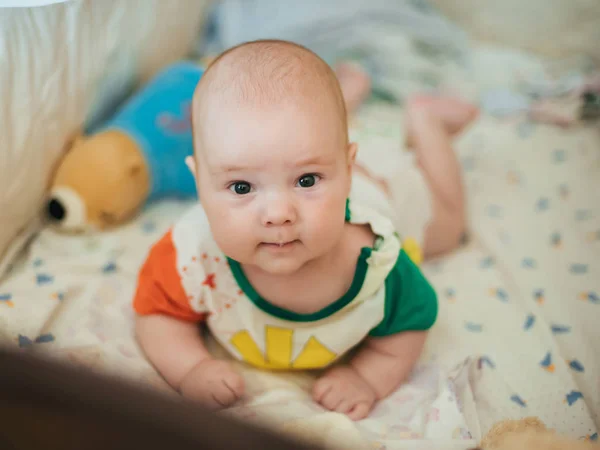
0 0 211 278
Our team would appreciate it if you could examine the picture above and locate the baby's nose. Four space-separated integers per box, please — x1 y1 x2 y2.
262 196 296 226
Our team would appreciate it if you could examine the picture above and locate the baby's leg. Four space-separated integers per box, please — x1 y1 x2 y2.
335 62 372 117
404 96 477 258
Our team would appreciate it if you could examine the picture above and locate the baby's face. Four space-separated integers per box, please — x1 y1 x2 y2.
195 100 353 275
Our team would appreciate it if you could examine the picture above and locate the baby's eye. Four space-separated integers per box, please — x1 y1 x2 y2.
297 174 320 188
229 181 252 195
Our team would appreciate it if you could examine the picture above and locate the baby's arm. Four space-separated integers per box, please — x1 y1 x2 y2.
350 331 426 399
133 228 244 409
314 249 435 420
313 331 426 420
136 314 244 408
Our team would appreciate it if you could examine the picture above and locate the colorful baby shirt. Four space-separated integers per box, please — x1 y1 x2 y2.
133 197 438 370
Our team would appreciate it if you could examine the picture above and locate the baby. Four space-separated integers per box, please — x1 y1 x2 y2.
133 40 476 420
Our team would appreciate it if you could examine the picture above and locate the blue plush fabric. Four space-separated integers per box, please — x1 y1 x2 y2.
99 62 204 201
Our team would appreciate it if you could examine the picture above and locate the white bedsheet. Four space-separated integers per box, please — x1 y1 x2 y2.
1 44 599 448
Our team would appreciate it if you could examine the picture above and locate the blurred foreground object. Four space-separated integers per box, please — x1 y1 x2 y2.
0 348 321 450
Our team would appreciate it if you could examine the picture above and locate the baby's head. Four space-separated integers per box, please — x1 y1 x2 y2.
188 40 357 275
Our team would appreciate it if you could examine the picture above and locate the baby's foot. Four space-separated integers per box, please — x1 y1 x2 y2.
312 365 377 421
335 62 372 117
406 95 479 137
179 358 245 409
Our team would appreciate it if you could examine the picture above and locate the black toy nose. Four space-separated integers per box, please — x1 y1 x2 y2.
47 198 66 221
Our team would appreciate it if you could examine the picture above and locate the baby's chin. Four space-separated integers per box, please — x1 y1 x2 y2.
251 255 308 277
236 245 317 276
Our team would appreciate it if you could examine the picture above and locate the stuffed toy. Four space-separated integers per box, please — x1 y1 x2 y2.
478 417 599 450
46 60 205 232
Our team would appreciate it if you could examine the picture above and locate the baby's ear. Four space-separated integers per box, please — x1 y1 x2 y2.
347 142 358 166
185 156 197 178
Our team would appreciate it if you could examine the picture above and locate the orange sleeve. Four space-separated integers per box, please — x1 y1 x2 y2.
133 230 206 322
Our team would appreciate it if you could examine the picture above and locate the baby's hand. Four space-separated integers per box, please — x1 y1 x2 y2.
179 358 244 409
312 365 377 421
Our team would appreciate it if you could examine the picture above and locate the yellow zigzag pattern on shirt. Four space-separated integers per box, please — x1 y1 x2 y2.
231 326 337 370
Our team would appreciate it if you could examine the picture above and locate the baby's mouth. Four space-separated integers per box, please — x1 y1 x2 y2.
260 240 299 249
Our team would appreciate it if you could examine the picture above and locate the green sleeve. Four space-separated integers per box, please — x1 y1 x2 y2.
369 249 438 337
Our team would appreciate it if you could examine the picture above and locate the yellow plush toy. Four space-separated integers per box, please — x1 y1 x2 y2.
47 61 205 232
48 131 151 231
479 417 599 450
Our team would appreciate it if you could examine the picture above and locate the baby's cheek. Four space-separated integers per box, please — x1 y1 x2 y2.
311 188 345 216
308 204 345 246
212 212 254 259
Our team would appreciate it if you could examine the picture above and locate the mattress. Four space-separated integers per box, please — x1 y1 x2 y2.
1 45 599 449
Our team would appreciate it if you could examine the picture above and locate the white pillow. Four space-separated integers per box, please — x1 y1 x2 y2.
0 0 210 278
